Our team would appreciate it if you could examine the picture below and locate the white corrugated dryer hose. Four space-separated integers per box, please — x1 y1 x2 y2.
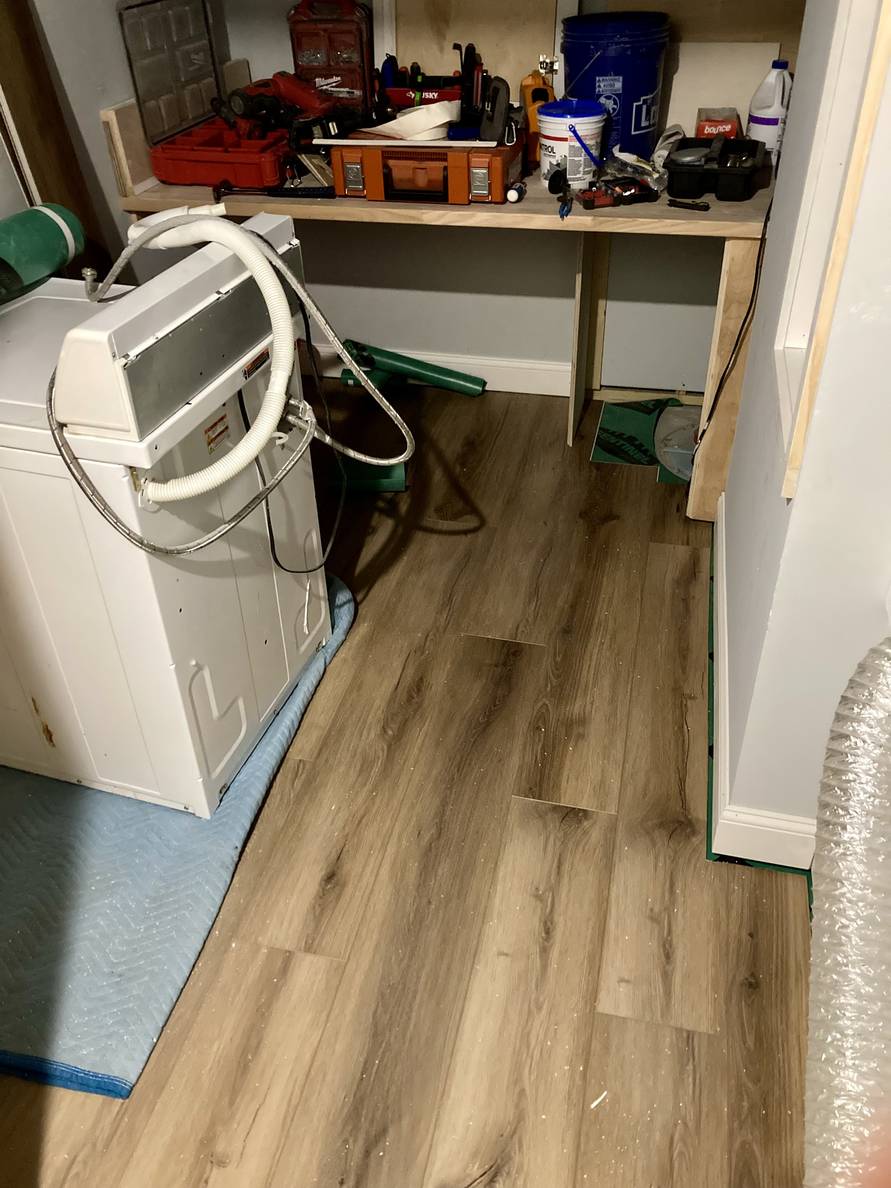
117 210 294 504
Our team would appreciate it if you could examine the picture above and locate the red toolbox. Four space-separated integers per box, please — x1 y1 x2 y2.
150 119 290 188
288 0 374 113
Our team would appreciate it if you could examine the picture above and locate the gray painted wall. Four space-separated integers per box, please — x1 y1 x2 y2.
600 235 722 392
294 220 577 367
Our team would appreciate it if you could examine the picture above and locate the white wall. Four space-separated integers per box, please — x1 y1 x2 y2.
723 0 883 831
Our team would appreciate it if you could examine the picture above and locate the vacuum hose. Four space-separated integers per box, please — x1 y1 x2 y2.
805 638 891 1187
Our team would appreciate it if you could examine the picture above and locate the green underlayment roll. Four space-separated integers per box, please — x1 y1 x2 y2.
0 204 85 303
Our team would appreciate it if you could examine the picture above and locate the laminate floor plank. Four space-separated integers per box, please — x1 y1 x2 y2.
722 865 810 1187
104 945 341 1188
649 480 713 547
268 634 546 1188
423 796 615 1188
515 463 653 813
229 626 440 959
596 543 723 1033
334 394 648 650
0 1079 118 1188
576 1013 729 1188
331 391 537 636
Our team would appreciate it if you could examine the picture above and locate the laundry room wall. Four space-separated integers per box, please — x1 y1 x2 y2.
719 0 883 852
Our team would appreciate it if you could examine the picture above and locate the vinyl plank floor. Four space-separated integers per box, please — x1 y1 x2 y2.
268 634 546 1188
331 390 536 635
0 1079 118 1188
104 944 341 1188
722 865 810 1187
576 1013 729 1187
596 542 723 1033
423 796 615 1188
515 463 653 813
0 390 811 1188
228 626 440 959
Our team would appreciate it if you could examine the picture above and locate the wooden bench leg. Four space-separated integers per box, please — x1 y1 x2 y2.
687 237 759 521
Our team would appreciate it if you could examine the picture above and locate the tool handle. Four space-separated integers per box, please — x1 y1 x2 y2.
667 197 710 212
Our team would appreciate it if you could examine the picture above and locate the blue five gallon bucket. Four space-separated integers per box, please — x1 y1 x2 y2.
562 11 670 158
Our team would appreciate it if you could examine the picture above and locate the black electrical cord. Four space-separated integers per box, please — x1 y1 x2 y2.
237 299 347 575
696 195 773 449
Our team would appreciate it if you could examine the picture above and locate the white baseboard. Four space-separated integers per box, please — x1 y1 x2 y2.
711 495 816 870
310 344 571 398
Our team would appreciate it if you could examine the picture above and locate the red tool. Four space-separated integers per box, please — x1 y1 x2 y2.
228 72 334 123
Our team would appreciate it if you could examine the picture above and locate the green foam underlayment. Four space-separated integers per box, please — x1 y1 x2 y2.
590 398 686 485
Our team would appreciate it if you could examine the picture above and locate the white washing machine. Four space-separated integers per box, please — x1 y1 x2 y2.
0 214 330 816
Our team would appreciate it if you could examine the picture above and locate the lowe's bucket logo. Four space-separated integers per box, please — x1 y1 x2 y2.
599 92 620 118
595 74 622 119
632 90 659 134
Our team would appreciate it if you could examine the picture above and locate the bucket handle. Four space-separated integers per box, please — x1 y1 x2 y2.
568 123 604 169
564 49 603 99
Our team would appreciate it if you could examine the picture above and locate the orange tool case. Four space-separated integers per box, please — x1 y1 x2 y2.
329 140 524 204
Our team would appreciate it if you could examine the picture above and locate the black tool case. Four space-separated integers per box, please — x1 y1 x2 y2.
666 137 767 201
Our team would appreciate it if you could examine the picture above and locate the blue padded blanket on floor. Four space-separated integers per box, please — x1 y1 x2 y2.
0 576 354 1098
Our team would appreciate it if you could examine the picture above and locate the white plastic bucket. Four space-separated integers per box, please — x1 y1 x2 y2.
537 98 606 189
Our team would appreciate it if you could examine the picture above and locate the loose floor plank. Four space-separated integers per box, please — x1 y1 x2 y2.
596 542 722 1033
268 634 546 1188
576 1013 728 1187
423 796 615 1188
516 463 653 813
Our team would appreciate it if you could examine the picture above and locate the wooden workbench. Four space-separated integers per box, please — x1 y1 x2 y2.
118 177 770 521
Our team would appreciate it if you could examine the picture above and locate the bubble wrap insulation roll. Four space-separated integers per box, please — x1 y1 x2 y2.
805 639 891 1187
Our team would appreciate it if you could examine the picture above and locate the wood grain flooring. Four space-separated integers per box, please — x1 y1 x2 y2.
0 390 810 1188
596 542 722 1033
423 796 615 1188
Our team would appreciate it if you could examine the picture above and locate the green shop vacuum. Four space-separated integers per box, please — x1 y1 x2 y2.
0 204 85 304
339 339 487 492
